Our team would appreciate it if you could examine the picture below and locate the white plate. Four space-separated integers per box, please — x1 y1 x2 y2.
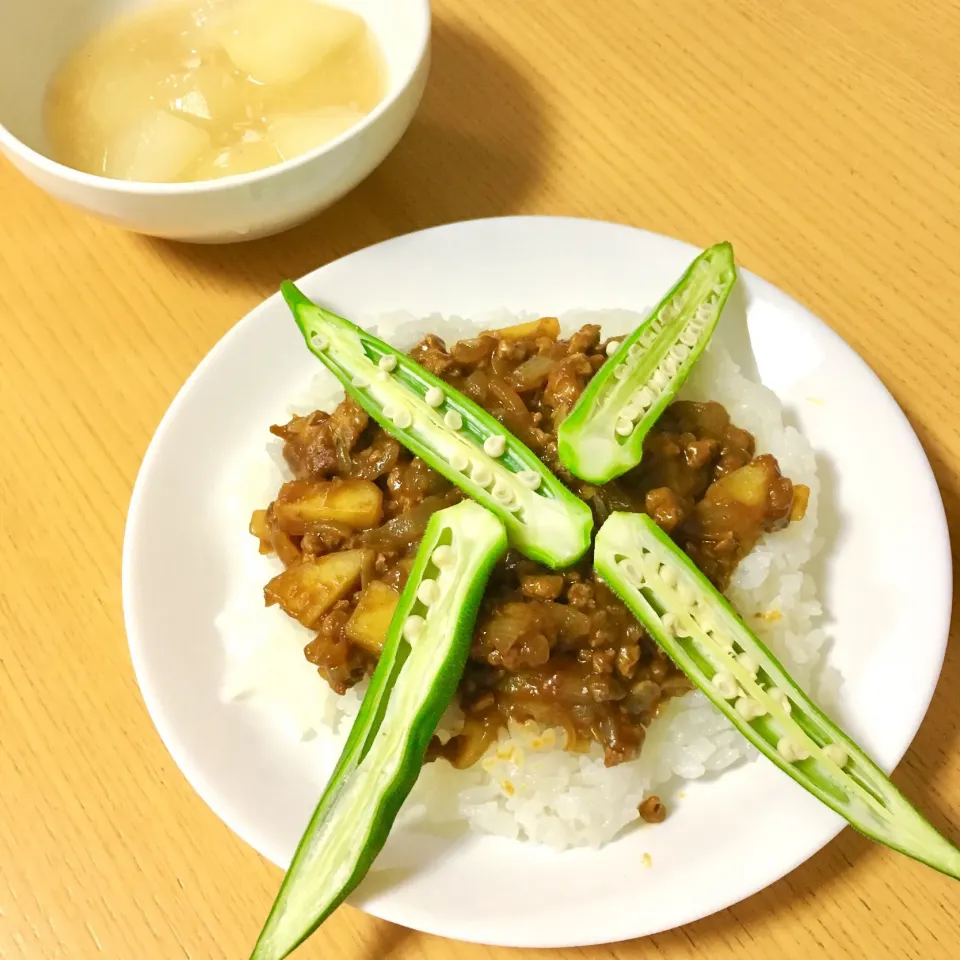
122 217 951 948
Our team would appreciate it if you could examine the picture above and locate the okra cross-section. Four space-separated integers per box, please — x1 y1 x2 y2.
595 512 960 881
558 242 737 484
251 501 508 960
281 282 593 569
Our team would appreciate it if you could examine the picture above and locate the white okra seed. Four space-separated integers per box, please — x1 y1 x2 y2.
517 470 541 490
417 579 440 606
472 463 492 487
425 386 444 408
311 333 328 350
712 671 738 699
614 364 630 380
352 375 370 388
383 403 398 421
450 450 469 472
605 340 621 357
492 481 513 504
659 564 678 587
378 354 398 372
735 697 767 720
770 688 792 714
822 743 849 767
777 737 810 763
403 616 426 641
444 410 463 430
736 653 759 678
483 434 506 457
431 545 455 568
393 408 412 430
615 419 634 437
376 370 390 383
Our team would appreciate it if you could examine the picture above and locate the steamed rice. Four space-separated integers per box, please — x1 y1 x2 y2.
216 309 826 850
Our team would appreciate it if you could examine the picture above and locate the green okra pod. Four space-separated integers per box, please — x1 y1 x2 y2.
281 282 593 569
559 242 736 483
595 511 960 881
251 500 508 960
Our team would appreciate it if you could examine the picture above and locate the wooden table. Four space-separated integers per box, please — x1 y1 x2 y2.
2 0 959 957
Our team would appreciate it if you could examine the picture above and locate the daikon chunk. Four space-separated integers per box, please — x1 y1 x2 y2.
268 107 364 160
102 111 210 181
217 0 365 86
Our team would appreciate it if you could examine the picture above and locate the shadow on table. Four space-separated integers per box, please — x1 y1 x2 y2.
143 17 550 294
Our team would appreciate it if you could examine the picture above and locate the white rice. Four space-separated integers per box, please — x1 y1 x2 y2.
216 309 826 850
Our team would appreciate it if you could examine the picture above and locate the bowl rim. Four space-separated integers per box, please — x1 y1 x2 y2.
0 0 431 196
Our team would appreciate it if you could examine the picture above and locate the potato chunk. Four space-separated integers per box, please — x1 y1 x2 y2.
484 316 560 341
273 478 383 533
264 548 370 627
345 581 400 656
217 0 364 86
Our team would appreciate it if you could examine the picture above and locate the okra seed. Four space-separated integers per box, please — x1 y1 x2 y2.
615 419 634 437
621 403 641 421
311 333 328 350
425 386 445 408
636 386 655 409
777 737 810 763
662 355 678 376
517 470 542 490
736 653 759 678
605 340 621 357
451 450 469 472
444 410 463 430
383 403 398 420
770 688 792 714
680 329 698 347
614 364 630 380
652 369 669 390
619 559 641 583
673 344 690 361
659 564 678 587
417 579 440 606
431 545 455 568
492 481 513 504
403 616 426 641
352 375 370 388
376 370 390 383
378 354 398 372
822 743 849 767
735 697 767 720
628 344 644 360
472 463 492 487
712 671 738 699
483 434 506 457
677 580 695 606
393 408 413 430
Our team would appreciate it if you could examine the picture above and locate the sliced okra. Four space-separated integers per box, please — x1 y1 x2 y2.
595 511 960 881
281 282 593 569
251 501 508 960
558 242 737 483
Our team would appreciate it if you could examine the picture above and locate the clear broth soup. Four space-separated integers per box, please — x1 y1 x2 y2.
45 0 387 182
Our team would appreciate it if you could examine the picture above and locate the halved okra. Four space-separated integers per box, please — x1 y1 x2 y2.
281 282 593 569
558 242 737 484
595 512 960 881
251 501 508 960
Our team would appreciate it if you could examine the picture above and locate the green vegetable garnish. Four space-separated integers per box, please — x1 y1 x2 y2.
250 500 508 960
595 511 960 881
558 242 736 483
281 281 593 569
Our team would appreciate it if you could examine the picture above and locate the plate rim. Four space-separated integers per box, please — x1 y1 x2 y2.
122 216 953 947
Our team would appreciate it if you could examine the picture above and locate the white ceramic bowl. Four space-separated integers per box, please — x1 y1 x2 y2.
0 0 430 242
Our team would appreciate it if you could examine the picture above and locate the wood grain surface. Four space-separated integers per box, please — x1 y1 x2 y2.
1 0 959 957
